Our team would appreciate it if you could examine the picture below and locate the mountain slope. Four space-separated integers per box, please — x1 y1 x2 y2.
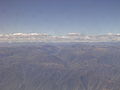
0 43 120 90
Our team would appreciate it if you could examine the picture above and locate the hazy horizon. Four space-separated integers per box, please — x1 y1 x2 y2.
0 32 120 36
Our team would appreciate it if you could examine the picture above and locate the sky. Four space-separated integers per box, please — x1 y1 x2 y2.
0 0 120 35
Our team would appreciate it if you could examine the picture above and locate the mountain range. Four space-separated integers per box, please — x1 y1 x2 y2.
0 33 120 42
0 42 120 90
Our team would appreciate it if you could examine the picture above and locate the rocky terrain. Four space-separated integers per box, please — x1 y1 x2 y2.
0 42 120 90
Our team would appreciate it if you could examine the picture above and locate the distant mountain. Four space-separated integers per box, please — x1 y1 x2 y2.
0 33 120 42
0 43 120 90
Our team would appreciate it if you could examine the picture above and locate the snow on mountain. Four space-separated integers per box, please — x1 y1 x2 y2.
0 33 120 42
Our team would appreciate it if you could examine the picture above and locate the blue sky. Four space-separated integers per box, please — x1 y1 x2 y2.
0 0 120 35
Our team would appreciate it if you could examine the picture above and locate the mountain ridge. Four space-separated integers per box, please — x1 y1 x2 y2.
0 33 120 42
